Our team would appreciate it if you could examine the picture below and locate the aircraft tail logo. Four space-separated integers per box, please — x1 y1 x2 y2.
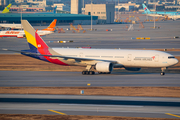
21 20 49 51
21 20 68 65
42 19 57 31
2 4 11 13
142 4 150 13
53 6 57 14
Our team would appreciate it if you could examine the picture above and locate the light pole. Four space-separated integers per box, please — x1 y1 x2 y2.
154 16 155 29
91 0 92 31
83 0 84 14
118 0 119 20
21 0 22 30
115 0 116 21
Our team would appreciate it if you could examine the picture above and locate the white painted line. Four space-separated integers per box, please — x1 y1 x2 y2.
59 104 144 108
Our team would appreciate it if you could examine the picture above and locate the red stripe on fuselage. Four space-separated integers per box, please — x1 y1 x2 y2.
0 35 17 37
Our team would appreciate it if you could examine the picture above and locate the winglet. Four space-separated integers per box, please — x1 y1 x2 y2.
21 20 49 50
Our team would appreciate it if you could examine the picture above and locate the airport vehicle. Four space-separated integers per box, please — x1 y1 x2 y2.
0 19 57 38
3 20 178 75
142 3 180 19
1 4 11 13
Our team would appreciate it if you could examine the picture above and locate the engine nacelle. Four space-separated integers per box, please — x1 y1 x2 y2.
17 34 25 38
125 67 141 71
95 62 113 72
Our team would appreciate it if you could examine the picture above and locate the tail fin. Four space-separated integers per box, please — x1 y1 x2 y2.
2 4 11 13
53 6 57 14
142 4 151 13
21 20 49 51
42 19 57 31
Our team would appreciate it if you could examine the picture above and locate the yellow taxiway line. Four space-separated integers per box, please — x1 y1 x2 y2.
166 113 180 118
48 110 67 115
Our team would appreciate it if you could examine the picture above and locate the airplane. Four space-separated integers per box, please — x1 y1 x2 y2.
0 23 22 29
2 20 178 75
0 19 57 38
142 3 180 18
2 4 11 13
167 14 180 20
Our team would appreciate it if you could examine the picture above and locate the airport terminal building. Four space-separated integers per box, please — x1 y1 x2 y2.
0 13 98 25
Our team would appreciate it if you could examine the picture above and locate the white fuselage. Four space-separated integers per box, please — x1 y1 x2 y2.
51 48 178 68
168 15 180 20
0 24 22 29
0 30 53 38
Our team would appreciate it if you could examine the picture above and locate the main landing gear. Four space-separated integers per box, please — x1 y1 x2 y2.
82 65 95 75
160 67 166 76
82 71 95 75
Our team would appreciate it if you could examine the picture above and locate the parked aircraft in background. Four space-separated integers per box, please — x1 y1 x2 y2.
2 20 178 75
0 23 22 29
1 4 11 13
167 14 180 20
0 19 57 38
142 3 180 19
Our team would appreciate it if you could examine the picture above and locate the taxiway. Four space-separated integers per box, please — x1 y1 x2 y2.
0 94 179 118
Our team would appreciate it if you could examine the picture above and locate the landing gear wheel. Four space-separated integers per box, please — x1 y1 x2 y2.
82 71 86 75
85 71 89 75
160 72 165 76
82 71 95 75
89 71 94 75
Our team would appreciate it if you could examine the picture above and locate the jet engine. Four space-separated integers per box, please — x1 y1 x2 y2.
17 34 25 38
125 67 141 71
95 62 113 72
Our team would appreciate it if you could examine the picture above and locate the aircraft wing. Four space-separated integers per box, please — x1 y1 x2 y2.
1 49 118 64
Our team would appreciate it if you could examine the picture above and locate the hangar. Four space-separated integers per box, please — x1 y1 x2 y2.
0 13 98 25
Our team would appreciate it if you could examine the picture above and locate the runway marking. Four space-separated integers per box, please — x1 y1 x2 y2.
166 113 180 118
48 109 66 115
59 104 144 107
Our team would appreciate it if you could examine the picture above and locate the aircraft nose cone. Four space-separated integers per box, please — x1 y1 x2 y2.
174 58 179 65
168 57 179 66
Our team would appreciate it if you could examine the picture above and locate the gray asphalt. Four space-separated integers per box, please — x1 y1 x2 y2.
0 94 179 118
0 71 180 87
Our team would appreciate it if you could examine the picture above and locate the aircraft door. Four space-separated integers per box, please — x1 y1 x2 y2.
127 54 132 61
79 52 83 58
155 55 159 62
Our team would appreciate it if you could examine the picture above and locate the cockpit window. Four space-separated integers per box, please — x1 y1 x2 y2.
168 56 175 59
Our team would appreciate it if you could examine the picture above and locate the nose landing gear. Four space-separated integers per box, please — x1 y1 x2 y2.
161 67 166 76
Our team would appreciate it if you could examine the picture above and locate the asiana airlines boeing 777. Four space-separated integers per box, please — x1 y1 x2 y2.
2 20 178 75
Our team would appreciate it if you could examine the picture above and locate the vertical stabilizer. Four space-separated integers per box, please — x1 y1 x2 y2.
42 19 57 31
53 6 57 14
142 4 151 13
2 4 11 13
21 20 49 50
21 20 68 66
